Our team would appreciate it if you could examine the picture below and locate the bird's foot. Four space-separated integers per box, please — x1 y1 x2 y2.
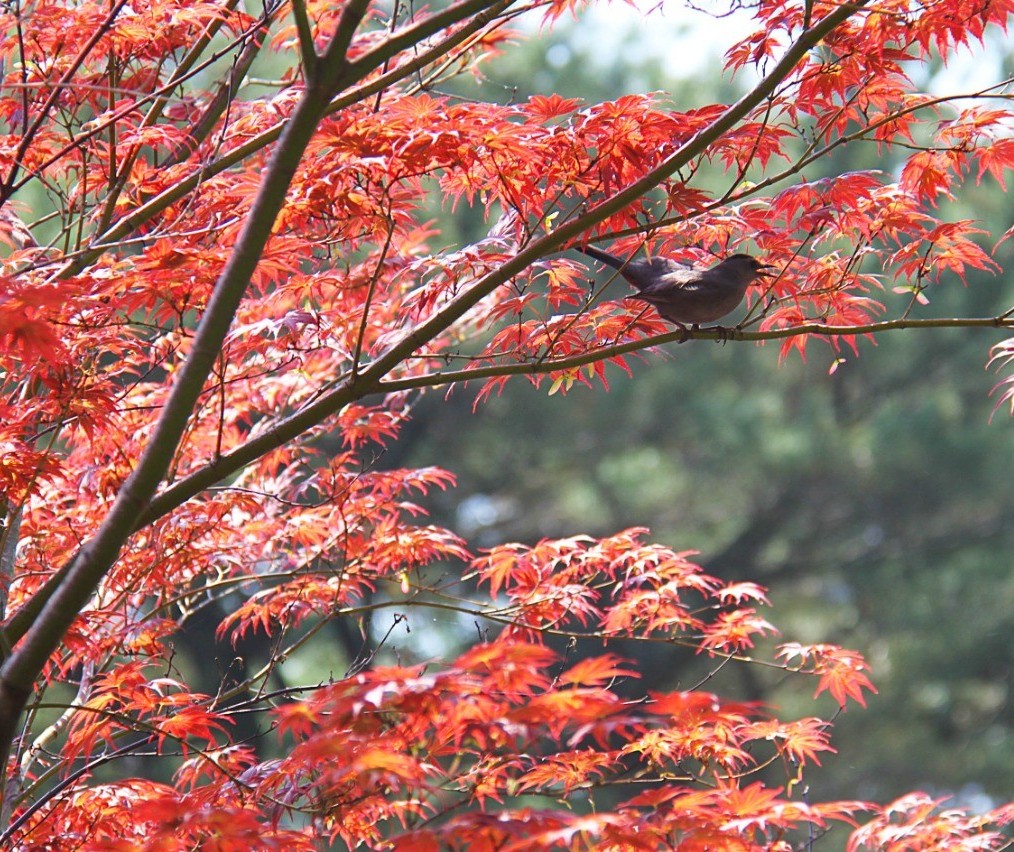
675 323 694 344
712 325 735 344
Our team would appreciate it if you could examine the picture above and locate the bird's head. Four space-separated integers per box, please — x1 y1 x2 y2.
723 254 777 282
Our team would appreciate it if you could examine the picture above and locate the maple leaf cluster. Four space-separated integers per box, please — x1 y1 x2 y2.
0 0 1012 847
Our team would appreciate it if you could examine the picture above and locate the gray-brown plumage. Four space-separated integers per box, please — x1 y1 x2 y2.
578 245 774 326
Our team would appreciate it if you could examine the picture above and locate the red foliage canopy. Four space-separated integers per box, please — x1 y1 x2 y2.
0 0 1012 847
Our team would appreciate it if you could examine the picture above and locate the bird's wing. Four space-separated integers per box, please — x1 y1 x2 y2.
636 265 700 295
644 258 691 277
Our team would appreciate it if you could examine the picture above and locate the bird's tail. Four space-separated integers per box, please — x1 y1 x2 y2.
575 244 624 270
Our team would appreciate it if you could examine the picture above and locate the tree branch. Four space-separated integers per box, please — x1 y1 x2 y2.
165 0 286 167
372 315 1014 392
290 0 319 77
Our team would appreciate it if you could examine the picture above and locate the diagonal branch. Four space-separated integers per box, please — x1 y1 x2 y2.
98 0 876 540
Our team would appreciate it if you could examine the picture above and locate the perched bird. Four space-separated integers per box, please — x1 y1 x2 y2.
578 245 775 327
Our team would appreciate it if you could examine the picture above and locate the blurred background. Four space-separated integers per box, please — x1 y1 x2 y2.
376 2 1014 811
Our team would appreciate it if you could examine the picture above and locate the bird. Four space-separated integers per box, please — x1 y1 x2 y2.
577 245 775 327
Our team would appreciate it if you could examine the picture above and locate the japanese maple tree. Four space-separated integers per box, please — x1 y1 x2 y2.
0 0 1013 847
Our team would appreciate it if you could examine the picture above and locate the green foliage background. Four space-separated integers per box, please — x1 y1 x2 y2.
386 10 1014 808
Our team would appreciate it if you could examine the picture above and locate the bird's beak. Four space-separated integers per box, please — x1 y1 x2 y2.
756 263 778 276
